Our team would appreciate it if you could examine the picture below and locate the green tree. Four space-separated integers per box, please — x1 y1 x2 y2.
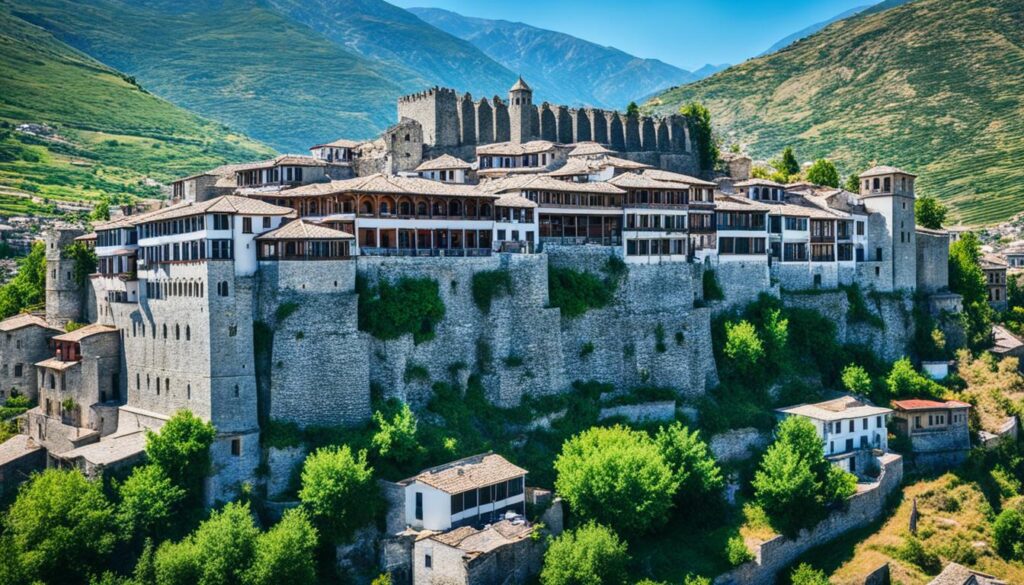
790 563 830 585
994 505 1024 560
724 320 764 375
152 501 258 585
554 425 675 535
244 509 318 585
540 522 629 585
626 101 640 117
4 468 118 584
679 102 718 170
371 402 420 463
90 198 111 222
752 417 856 534
949 232 994 348
654 422 724 510
841 364 873 396
65 241 98 286
762 309 789 364
298 445 378 543
844 173 860 192
117 464 187 541
145 410 216 507
915 196 948 230
0 240 47 318
1008 273 1024 310
886 358 944 399
805 159 839 187
773 146 800 178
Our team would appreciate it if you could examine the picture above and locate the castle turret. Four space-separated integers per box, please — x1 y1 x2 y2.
859 166 917 291
45 226 86 328
508 77 534 144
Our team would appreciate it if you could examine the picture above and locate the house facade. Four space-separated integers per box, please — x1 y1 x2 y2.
777 395 892 475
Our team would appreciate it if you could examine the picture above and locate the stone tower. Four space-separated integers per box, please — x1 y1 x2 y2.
396 87 459 147
508 76 534 144
44 226 85 328
860 166 918 291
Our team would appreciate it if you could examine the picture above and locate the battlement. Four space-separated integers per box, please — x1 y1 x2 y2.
398 86 459 104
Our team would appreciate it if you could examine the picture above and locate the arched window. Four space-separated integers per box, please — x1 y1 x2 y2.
136 373 140 390
466 201 477 217
156 378 161 395
417 202 428 216
480 204 492 218
449 200 462 216
166 378 170 393
361 201 374 215
399 201 412 216
187 384 191 400
379 201 390 216
48 374 55 389
175 324 180 340
433 202 445 216
186 325 191 341
162 324 168 339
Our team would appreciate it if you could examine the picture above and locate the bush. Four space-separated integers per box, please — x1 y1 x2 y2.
886 358 945 399
472 269 512 313
703 269 725 301
841 364 873 396
371 402 420 463
540 523 629 585
654 422 724 512
789 563 830 585
724 320 763 375
893 535 942 574
275 302 299 323
403 362 430 384
580 342 595 357
726 535 753 566
554 425 676 535
299 445 378 543
548 266 615 318
994 506 1024 560
116 464 186 541
145 410 215 507
679 102 718 170
357 276 446 344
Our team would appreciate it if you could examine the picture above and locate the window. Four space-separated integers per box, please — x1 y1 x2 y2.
415 492 423 520
263 217 271 228
242 217 252 234
862 418 868 430
848 420 854 432
876 416 883 428
464 489 477 509
218 281 229 297
479 485 493 505
451 492 464 514
424 554 432 569
231 438 241 456
13 363 21 377
234 384 240 397
856 221 865 236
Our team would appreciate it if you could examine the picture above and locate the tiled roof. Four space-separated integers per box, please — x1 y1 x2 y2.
766 199 849 220
51 323 119 342
178 162 251 182
430 519 532 557
0 435 41 467
58 430 147 467
568 142 615 157
641 169 716 187
916 226 949 236
777 395 892 421
34 357 80 371
310 138 363 150
607 172 689 190
927 562 1006 585
481 175 625 195
74 232 97 242
734 178 787 188
404 452 526 495
229 155 328 172
255 219 353 240
510 76 531 92
138 195 297 223
494 193 537 209
279 174 497 198
415 154 472 172
892 399 971 411
859 165 916 178
477 140 556 156
990 325 1023 354
0 313 57 332
714 195 771 212
981 254 1008 269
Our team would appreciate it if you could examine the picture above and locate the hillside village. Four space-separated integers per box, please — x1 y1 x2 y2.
0 77 1023 585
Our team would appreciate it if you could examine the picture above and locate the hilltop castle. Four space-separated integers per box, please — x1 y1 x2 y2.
0 78 957 509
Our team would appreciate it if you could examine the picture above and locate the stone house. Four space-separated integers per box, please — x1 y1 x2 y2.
776 395 891 475
980 254 1008 311
0 313 62 403
412 519 541 585
928 562 1007 585
415 154 472 184
399 452 527 532
891 399 972 468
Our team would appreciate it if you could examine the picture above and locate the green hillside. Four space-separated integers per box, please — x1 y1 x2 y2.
7 0 414 153
648 0 1024 226
0 9 274 215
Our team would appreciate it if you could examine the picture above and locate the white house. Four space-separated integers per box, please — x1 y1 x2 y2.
400 452 527 532
776 395 892 474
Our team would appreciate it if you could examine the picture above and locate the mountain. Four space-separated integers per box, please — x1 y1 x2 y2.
691 64 731 80
6 0 412 153
759 5 870 56
648 0 1024 226
0 8 273 215
263 0 516 98
408 7 699 109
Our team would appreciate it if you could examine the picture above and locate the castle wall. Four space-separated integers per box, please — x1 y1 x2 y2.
45 228 85 328
493 98 510 143
539 105 557 142
0 325 58 402
916 231 949 294
711 259 775 309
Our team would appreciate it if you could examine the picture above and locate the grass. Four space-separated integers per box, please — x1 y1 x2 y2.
0 8 274 210
649 0 1024 226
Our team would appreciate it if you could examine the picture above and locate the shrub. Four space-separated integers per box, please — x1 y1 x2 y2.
655 323 667 353
471 269 512 313
994 506 1024 560
893 535 942 574
703 269 725 301
654 422 724 511
261 419 304 449
116 464 186 541
64 241 97 287
357 276 445 344
403 362 430 384
548 266 615 318
371 402 420 463
789 563 830 585
554 425 675 535
886 358 945 399
726 535 753 566
580 342 595 357
145 410 215 507
299 445 378 543
275 302 299 323
841 364 873 396
724 320 763 375
540 523 629 585
843 283 883 328
679 102 718 170
504 355 524 367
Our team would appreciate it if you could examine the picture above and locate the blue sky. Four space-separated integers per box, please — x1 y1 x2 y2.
390 0 874 70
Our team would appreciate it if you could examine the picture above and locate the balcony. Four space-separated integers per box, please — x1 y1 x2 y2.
359 247 492 257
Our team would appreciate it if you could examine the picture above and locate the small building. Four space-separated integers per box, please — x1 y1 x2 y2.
493 193 538 253
927 562 1006 585
255 219 354 261
991 324 1024 364
0 313 62 403
415 154 472 184
412 519 541 585
1002 241 1024 269
776 395 891 475
891 399 971 468
981 254 1008 311
309 138 361 164
400 452 527 532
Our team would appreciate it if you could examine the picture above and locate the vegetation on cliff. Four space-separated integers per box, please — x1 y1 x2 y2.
0 241 46 318
547 257 627 318
356 276 446 344
649 0 1024 225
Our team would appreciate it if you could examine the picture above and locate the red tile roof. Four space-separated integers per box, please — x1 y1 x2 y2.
891 399 971 411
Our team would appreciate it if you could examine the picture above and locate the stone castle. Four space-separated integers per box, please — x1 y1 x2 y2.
0 77 958 511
